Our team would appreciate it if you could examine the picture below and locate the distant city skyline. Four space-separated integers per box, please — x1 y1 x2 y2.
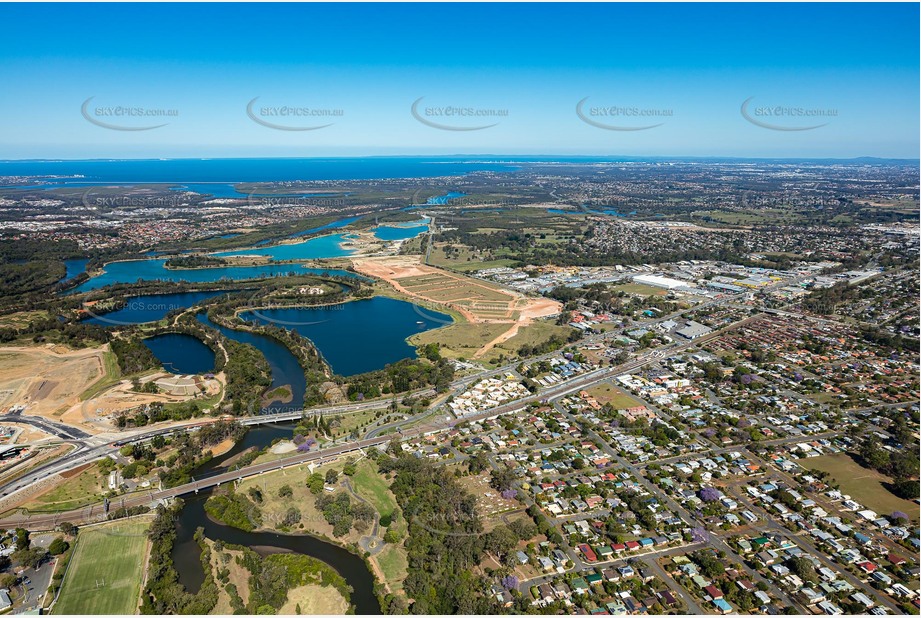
1 3 918 159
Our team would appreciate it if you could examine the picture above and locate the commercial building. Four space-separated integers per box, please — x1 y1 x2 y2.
632 274 687 290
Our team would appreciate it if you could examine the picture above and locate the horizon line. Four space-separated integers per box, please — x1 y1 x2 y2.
2 154 918 163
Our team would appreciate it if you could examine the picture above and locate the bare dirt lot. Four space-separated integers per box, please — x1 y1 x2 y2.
64 372 223 431
0 344 105 419
0 342 222 434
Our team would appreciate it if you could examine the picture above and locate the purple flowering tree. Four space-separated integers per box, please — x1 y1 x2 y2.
297 437 318 453
501 489 518 500
699 487 721 502
500 575 519 590
690 526 709 543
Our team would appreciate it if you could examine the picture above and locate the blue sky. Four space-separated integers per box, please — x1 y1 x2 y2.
0 3 917 159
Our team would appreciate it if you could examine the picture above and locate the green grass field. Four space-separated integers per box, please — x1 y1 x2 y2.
352 461 398 524
376 545 408 590
410 322 512 360
20 464 105 513
53 518 151 615
584 383 646 410
79 349 121 401
802 454 919 524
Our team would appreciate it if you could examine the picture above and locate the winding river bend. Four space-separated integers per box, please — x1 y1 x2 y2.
166 314 383 613
171 443 381 614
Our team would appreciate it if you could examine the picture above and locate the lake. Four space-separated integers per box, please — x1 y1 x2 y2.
143 333 216 374
68 259 359 294
426 191 466 205
288 216 361 239
241 296 451 376
372 218 429 241
214 233 354 261
84 291 230 325
60 258 89 282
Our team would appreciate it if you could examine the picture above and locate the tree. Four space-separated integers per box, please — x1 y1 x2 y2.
307 473 325 494
891 479 919 500
48 537 69 555
500 575 519 590
282 507 302 527
788 556 817 583
485 525 517 558
58 522 77 536
12 547 46 569
14 528 29 551
699 487 721 502
278 484 293 499
890 511 909 525
325 469 339 485
467 452 489 474
489 467 516 492
859 435 890 471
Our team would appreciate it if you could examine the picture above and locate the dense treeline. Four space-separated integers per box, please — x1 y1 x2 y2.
859 326 916 353
378 453 509 614
516 330 581 358
0 261 67 297
858 426 920 500
343 355 455 401
205 489 263 532
241 322 331 406
164 255 228 269
109 337 160 374
0 315 108 346
222 339 273 414
234 546 353 614
0 238 82 299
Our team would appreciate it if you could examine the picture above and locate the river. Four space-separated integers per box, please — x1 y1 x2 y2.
171 438 381 614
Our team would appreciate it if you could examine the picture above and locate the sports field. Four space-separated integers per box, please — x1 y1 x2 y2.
53 518 151 615
801 454 919 524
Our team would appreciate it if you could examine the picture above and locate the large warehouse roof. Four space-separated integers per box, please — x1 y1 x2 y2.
632 274 687 289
